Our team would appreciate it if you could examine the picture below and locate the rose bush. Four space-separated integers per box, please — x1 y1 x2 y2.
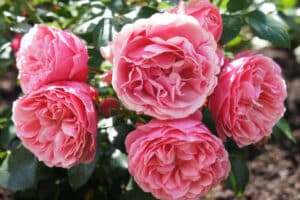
110 13 220 120
0 0 295 199
126 113 230 200
209 52 287 147
12 81 98 168
16 24 88 93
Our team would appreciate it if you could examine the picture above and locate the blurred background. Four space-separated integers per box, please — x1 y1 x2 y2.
0 0 299 199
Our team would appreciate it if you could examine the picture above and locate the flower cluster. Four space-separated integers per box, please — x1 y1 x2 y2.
101 0 287 199
12 24 98 168
11 0 287 199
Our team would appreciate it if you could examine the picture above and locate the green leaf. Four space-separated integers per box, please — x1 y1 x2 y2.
0 16 7 31
245 10 290 48
0 146 37 191
226 154 249 196
0 119 16 149
68 148 101 190
112 123 135 153
88 47 103 68
136 6 159 19
277 0 297 9
102 0 130 14
10 23 32 33
112 16 132 32
227 0 253 12
276 118 296 143
93 18 112 49
220 14 243 44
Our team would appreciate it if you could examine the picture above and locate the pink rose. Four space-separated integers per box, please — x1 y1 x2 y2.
171 0 223 42
98 97 120 118
99 70 113 85
209 52 287 147
11 34 23 53
100 43 114 64
125 114 230 200
12 81 98 168
16 24 88 93
112 13 220 120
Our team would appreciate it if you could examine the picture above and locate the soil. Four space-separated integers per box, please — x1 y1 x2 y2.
0 47 299 200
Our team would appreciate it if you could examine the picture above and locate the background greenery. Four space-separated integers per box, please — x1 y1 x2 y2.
0 0 297 199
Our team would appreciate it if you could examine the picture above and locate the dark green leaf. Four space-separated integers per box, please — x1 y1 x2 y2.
0 17 7 31
88 47 103 68
245 10 290 48
102 0 130 14
112 16 132 32
113 122 135 153
276 118 296 143
68 148 101 190
220 14 243 44
136 6 159 19
227 0 253 12
93 18 112 49
226 155 249 196
0 146 37 191
0 118 16 149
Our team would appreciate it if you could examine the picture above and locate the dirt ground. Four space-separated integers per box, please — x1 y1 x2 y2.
0 47 299 200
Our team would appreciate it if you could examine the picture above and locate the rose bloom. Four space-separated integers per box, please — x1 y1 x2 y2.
16 24 88 93
209 52 287 147
99 70 113 85
125 113 230 200
171 0 223 42
98 97 120 118
111 13 220 120
12 81 98 168
11 34 23 53
100 43 114 64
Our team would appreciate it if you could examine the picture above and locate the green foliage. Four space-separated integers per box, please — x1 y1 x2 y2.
220 14 243 44
276 0 298 9
137 6 159 19
226 154 250 196
275 118 296 143
0 146 37 191
245 10 290 48
227 0 253 13
68 149 101 190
